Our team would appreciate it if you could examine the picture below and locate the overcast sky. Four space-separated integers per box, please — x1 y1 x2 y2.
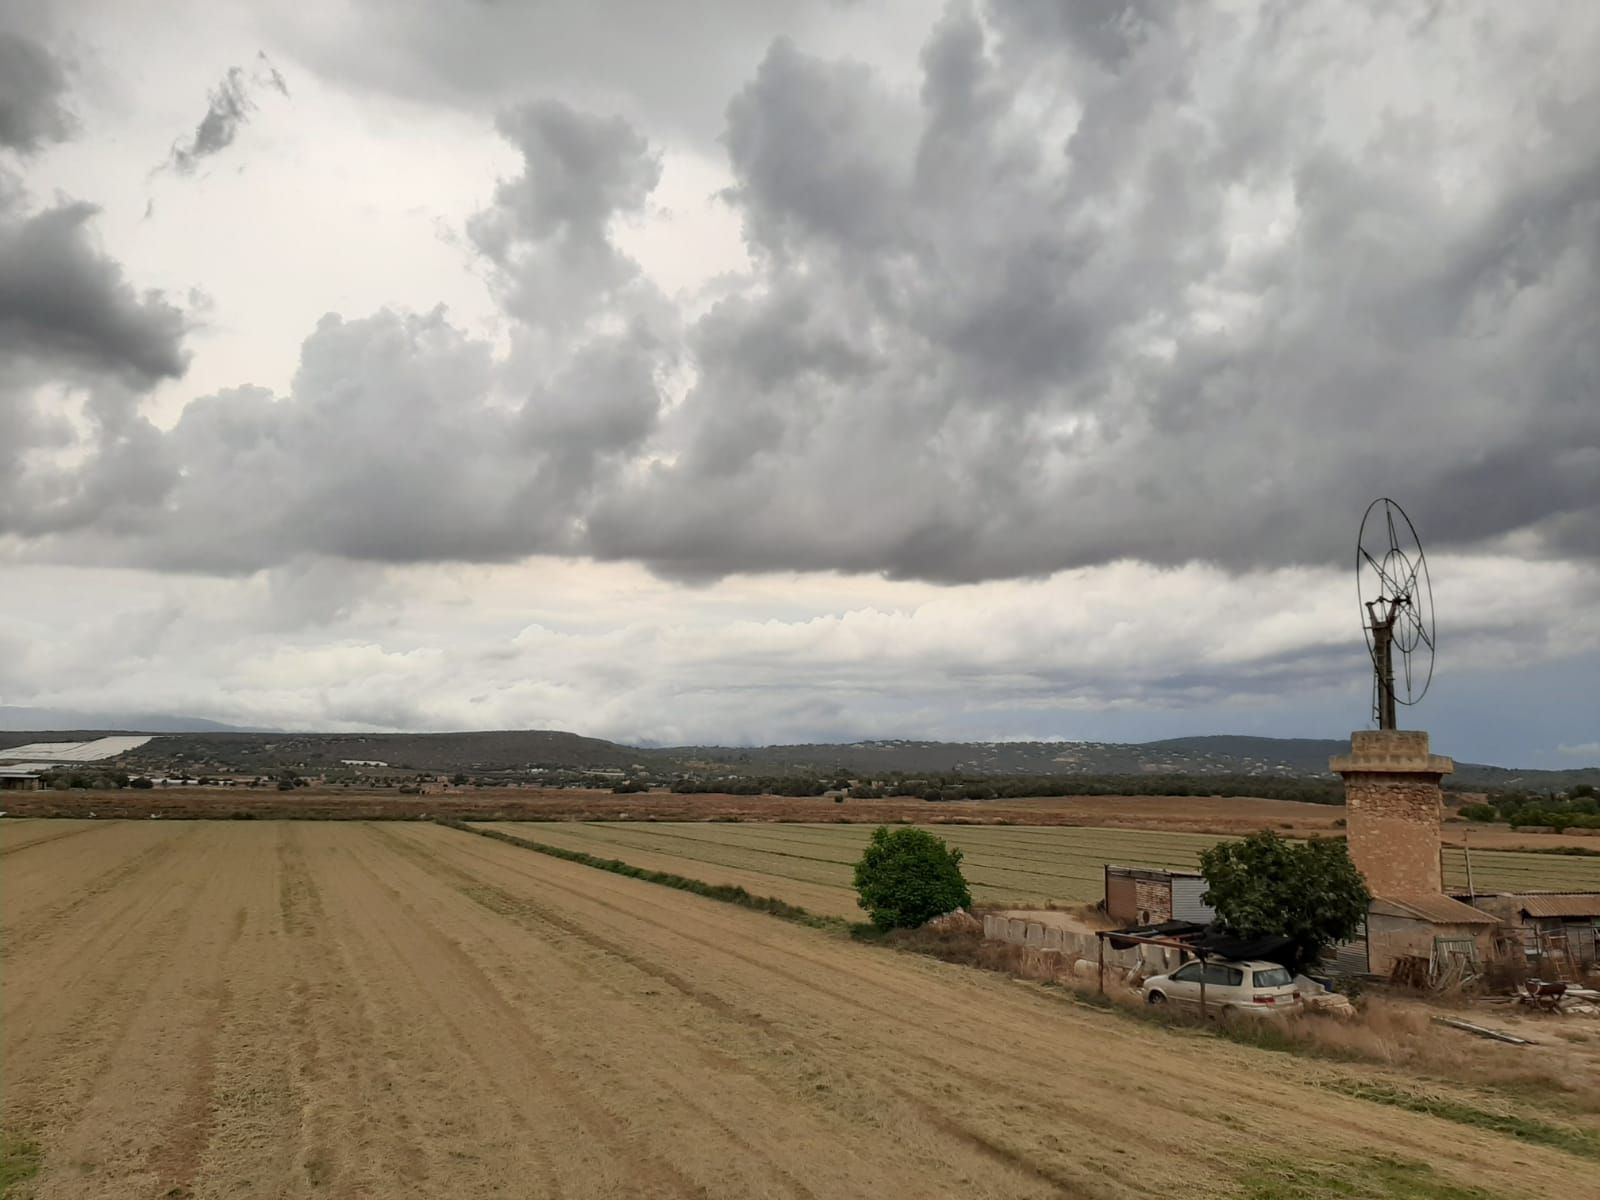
1 0 1596 766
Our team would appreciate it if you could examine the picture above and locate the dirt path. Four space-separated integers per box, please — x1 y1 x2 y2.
2 821 1591 1198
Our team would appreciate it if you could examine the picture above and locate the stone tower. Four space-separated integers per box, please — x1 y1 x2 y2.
1330 730 1453 896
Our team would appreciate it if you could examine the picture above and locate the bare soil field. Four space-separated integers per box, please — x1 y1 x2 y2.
7 787 1594 855
1 818 1595 1199
487 821 1600 914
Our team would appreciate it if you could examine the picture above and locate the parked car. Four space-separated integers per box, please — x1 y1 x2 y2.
1141 959 1301 1018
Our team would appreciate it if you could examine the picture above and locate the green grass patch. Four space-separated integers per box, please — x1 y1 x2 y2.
0 1133 42 1197
1326 1080 1600 1161
437 819 852 932
1237 1156 1499 1200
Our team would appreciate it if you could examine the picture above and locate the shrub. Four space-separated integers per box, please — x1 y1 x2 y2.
852 826 972 930
129 777 155 790
1459 803 1498 822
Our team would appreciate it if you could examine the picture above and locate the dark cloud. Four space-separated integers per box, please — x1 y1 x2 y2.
0 192 187 382
0 31 74 153
588 2 1600 581
9 2 1599 586
467 100 663 328
163 55 289 175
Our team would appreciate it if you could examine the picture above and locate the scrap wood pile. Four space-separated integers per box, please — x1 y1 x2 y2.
1387 948 1482 993
1474 980 1600 1015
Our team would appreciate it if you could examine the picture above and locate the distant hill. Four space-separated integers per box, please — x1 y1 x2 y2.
7 726 1581 790
0 707 265 734
670 735 1597 790
105 729 649 774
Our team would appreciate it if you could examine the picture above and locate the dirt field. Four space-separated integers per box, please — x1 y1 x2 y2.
6 787 1593 853
2 818 1596 1198
483 821 1600 916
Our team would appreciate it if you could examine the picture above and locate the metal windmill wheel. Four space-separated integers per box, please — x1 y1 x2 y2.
1356 498 1435 729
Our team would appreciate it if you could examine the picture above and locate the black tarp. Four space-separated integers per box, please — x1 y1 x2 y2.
1108 921 1297 968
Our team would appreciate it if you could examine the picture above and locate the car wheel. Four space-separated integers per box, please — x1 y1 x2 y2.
1146 991 1166 1005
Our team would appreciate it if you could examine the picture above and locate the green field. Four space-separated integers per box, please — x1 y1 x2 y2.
485 821 1600 918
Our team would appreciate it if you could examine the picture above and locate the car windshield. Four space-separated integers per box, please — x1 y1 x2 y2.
1253 967 1293 988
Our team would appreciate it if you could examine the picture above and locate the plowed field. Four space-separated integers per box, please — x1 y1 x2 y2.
484 820 1600 917
1 819 1591 1198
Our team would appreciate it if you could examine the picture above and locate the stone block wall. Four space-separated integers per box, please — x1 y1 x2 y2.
1344 772 1443 896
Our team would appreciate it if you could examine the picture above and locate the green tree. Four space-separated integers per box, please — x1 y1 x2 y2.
852 826 972 930
1199 830 1370 974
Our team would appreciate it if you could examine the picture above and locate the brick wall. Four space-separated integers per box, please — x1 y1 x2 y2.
1345 772 1443 896
1134 878 1172 924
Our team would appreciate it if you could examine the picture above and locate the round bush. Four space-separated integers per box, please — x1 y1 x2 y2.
852 826 972 930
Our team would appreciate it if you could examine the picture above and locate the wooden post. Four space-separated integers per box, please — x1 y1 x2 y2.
1198 953 1208 1019
1097 933 1105 994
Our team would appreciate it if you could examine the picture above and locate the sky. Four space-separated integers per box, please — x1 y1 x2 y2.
0 0 1596 766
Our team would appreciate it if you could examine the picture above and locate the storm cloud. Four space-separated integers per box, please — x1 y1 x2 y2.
0 31 74 153
8 1 1600 584
0 193 187 382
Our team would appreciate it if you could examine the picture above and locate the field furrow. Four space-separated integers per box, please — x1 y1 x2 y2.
2 819 1593 1199
485 820 1600 912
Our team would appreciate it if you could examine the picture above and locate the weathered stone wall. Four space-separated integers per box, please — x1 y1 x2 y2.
1367 915 1495 977
1344 772 1443 896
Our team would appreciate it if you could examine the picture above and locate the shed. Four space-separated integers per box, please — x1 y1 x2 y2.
1466 893 1600 968
1366 894 1499 977
1103 866 1214 925
0 763 53 790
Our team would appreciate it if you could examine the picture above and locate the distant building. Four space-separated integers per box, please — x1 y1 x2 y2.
1467 892 1600 969
1102 866 1215 926
340 759 389 767
0 763 53 790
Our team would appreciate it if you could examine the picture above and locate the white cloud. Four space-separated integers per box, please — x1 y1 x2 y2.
2 554 1595 751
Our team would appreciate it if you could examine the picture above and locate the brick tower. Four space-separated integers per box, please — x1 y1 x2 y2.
1330 730 1453 895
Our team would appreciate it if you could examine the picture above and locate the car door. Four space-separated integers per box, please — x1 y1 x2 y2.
1201 962 1245 1007
1163 961 1205 1005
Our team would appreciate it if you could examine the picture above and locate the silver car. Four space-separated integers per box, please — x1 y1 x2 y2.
1141 958 1302 1018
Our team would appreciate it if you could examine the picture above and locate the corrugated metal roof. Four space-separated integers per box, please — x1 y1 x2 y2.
1513 894 1600 919
0 736 151 762
0 763 55 776
1371 894 1500 925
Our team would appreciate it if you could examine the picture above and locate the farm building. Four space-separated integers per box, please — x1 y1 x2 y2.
1364 894 1500 977
1331 730 1505 981
1102 865 1215 926
0 763 52 790
1467 892 1600 970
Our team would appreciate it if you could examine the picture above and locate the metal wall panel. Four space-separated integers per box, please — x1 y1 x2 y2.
1171 875 1216 924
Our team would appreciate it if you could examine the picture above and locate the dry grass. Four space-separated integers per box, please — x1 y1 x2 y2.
875 924 1600 1119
